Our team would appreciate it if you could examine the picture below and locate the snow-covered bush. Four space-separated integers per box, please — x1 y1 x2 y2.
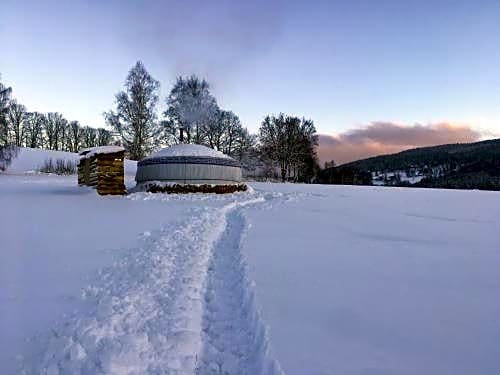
38 158 76 175
0 145 18 171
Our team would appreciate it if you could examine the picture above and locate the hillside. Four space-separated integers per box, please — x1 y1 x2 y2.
339 138 500 190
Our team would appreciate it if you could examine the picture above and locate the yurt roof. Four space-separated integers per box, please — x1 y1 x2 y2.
145 144 231 160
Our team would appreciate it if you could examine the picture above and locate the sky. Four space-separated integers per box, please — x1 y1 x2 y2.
1 0 500 163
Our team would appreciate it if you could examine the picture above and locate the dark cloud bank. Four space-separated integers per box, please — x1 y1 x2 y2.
318 122 483 165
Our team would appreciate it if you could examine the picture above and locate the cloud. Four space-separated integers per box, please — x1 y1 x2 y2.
115 0 285 87
318 122 483 165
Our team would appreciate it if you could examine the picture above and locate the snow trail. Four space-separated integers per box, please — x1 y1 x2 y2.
196 207 282 375
26 194 282 375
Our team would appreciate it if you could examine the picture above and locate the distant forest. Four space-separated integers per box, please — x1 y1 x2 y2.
336 139 500 191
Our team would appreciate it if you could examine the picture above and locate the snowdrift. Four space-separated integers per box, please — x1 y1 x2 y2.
4 147 137 176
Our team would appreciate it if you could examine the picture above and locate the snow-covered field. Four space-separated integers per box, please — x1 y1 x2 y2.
1 149 500 374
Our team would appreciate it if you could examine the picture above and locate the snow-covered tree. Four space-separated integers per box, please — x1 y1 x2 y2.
105 61 161 160
164 75 218 144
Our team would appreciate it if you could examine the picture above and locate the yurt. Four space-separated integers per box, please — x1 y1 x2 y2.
135 144 246 193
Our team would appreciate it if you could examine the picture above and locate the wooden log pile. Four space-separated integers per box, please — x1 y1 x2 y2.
95 153 126 195
77 148 126 195
145 182 247 194
77 159 86 185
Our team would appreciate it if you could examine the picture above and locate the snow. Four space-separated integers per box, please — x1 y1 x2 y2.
80 146 125 159
4 147 137 184
145 144 231 160
1 163 500 374
243 183 500 375
372 171 425 186
8 147 80 173
0 174 195 374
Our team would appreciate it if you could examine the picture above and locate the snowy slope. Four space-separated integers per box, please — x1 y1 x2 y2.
1 169 500 374
244 183 500 375
7 147 80 173
5 147 137 177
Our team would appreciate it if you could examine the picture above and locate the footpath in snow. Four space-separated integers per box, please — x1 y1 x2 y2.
22 192 283 375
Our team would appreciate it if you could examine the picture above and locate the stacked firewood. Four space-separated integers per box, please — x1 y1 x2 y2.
145 182 247 194
95 153 126 195
77 149 126 195
77 160 86 185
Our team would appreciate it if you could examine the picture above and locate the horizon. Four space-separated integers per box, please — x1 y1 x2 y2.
2 0 500 163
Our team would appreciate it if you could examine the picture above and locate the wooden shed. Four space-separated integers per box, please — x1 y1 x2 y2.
78 146 126 195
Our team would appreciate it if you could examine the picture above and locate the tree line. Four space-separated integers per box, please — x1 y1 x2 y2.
104 61 319 182
1 62 320 182
0 77 112 154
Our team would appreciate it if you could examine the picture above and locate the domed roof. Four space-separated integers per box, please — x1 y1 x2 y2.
145 144 231 160
135 143 242 185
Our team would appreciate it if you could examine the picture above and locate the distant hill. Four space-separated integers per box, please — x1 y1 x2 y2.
331 139 500 190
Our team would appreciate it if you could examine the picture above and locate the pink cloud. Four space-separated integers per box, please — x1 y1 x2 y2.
318 122 483 165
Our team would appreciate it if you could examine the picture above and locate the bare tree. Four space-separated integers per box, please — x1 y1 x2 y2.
43 112 66 150
56 117 69 151
68 121 82 152
0 77 17 170
97 128 112 146
8 100 27 146
259 113 318 182
105 61 161 160
24 112 45 148
0 76 12 147
81 126 97 148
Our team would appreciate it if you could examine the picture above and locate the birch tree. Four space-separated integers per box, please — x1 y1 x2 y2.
105 61 161 160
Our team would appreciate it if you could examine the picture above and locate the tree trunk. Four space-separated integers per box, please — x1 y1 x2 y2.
281 164 286 182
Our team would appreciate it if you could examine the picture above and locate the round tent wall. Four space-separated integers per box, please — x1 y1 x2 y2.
135 144 243 185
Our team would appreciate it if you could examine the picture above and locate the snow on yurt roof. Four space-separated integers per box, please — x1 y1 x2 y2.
145 144 231 160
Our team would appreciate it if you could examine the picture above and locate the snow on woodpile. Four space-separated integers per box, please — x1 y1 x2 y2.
79 146 125 159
